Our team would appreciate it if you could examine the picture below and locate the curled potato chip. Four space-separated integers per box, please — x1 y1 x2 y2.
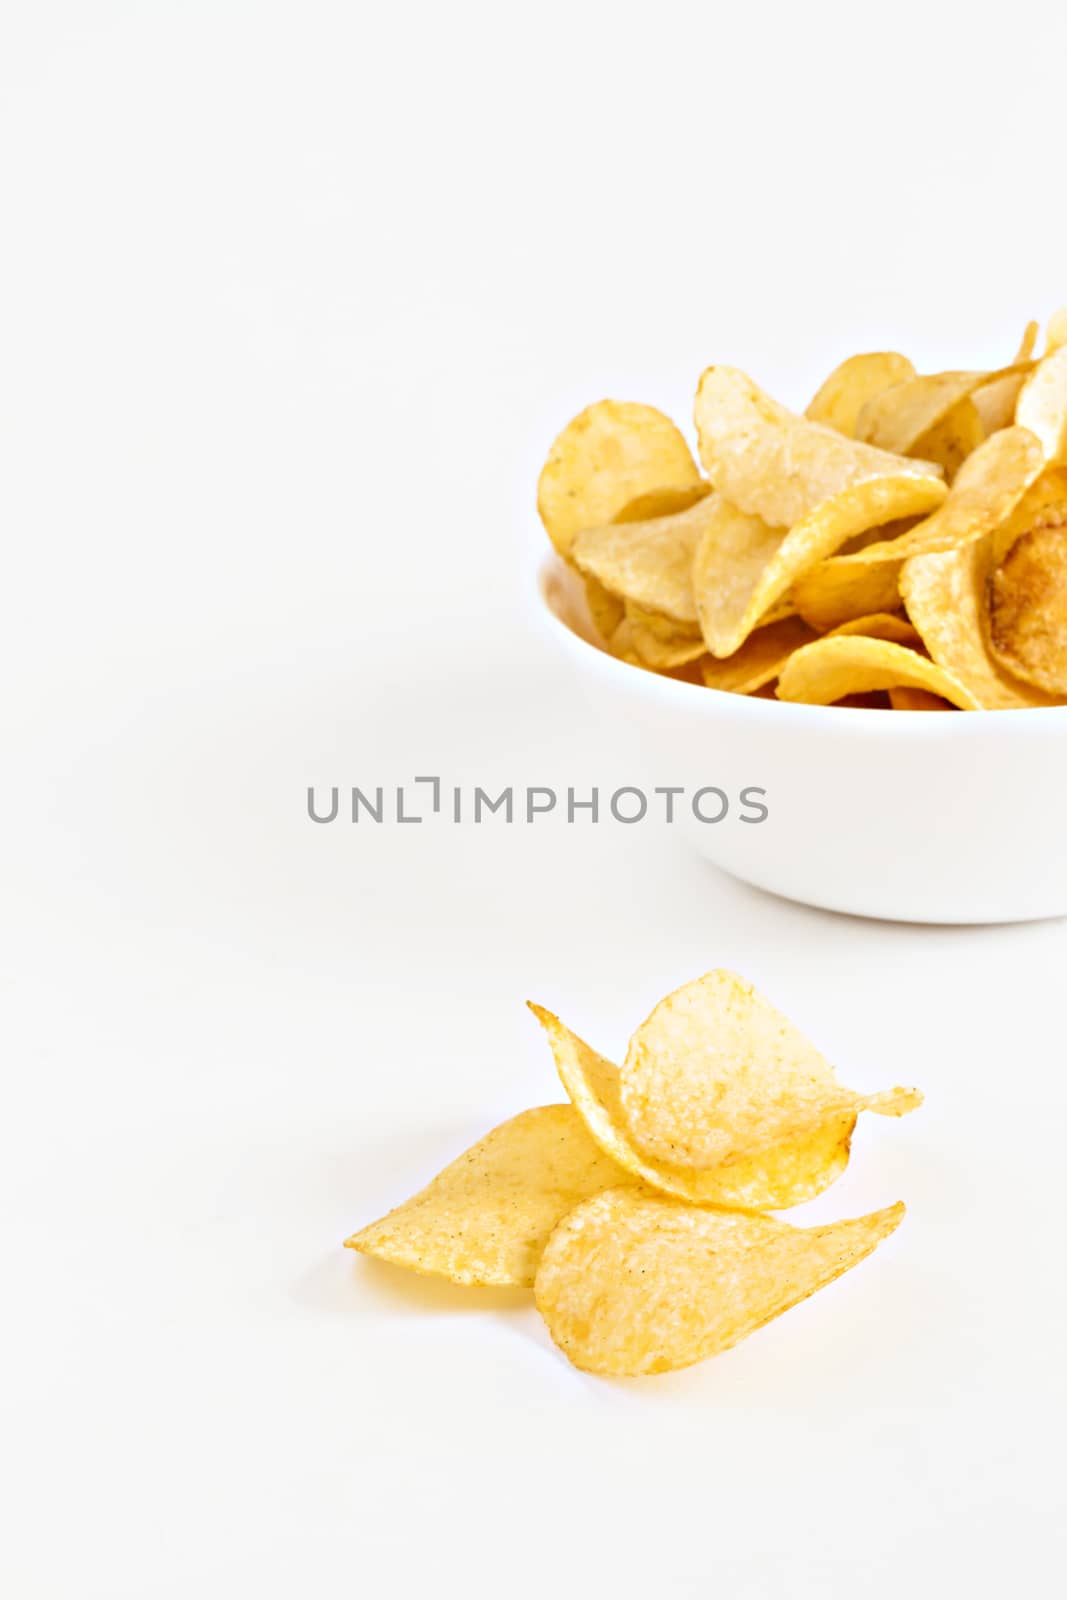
830 612 919 645
900 539 1061 709
528 1004 861 1211
571 494 719 625
910 395 984 480
1016 320 1040 362
1015 346 1067 466
1047 307 1067 354
538 401 702 560
855 370 993 455
619 971 920 1170
791 427 1045 629
534 1189 904 1377
344 1105 637 1286
987 518 1067 693
889 686 954 710
701 616 816 694
693 369 945 654
778 634 980 709
612 484 710 523
972 369 1030 436
805 351 915 436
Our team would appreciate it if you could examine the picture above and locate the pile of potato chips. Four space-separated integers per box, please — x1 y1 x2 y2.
538 313 1067 709
347 972 920 1377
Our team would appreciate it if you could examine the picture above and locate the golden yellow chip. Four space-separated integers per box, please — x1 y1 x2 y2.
830 612 920 645
805 351 915 436
692 368 945 655
900 539 1061 709
701 616 816 694
619 971 920 1170
612 484 710 523
1015 346 1067 466
888 686 954 710
571 494 719 626
791 426 1044 629
910 395 985 481
855 369 992 455
1047 307 1067 354
344 1105 638 1286
528 1003 861 1211
778 634 980 708
1015 320 1040 362
534 1189 904 1376
972 369 1030 436
537 401 702 561
583 574 625 643
988 519 1067 694
614 604 707 669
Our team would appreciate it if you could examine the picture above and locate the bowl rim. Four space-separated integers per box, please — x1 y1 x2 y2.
531 548 1067 737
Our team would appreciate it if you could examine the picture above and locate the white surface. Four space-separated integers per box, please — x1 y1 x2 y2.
540 554 1067 922
2 4 1067 1595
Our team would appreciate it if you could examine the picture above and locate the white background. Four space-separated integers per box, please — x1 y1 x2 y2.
3 3 1067 1594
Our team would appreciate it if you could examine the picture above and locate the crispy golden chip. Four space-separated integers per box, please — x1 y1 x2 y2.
528 1004 862 1211
1016 320 1040 362
583 575 625 643
988 519 1067 693
615 604 707 669
972 369 1030 436
344 1105 638 1286
855 369 994 455
619 971 920 1170
1046 308 1067 354
571 495 719 626
537 401 702 561
900 539 1061 709
692 369 945 655
805 352 916 436
701 616 816 694
534 1189 904 1376
1015 346 1067 466
888 686 954 710
910 395 984 480
791 427 1045 629
778 634 980 708
612 484 710 523
830 613 920 645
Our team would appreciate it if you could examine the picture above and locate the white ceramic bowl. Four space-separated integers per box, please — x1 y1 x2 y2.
535 552 1067 924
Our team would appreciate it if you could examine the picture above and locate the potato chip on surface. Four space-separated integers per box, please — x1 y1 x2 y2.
855 370 991 455
806 351 915 436
345 1105 637 1286
534 1189 904 1376
1015 346 1067 466
619 971 920 1170
988 519 1067 694
910 395 985 481
901 540 1062 709
692 369 945 655
571 494 719 625
528 1003 860 1212
830 612 920 645
538 401 702 560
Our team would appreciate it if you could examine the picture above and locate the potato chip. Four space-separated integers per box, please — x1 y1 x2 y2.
583 575 625 643
534 1189 904 1376
972 369 1030 436
619 971 920 1170
571 494 719 625
612 484 710 523
830 612 920 645
614 604 707 669
791 427 1045 629
528 1003 861 1211
701 616 816 694
990 466 1067 563
855 370 990 455
777 634 979 708
345 1105 638 1286
805 351 916 436
888 686 954 710
1016 320 1040 362
692 369 945 654
900 539 1061 709
910 395 984 481
538 401 702 560
1046 308 1067 353
988 518 1067 693
1015 345 1067 466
